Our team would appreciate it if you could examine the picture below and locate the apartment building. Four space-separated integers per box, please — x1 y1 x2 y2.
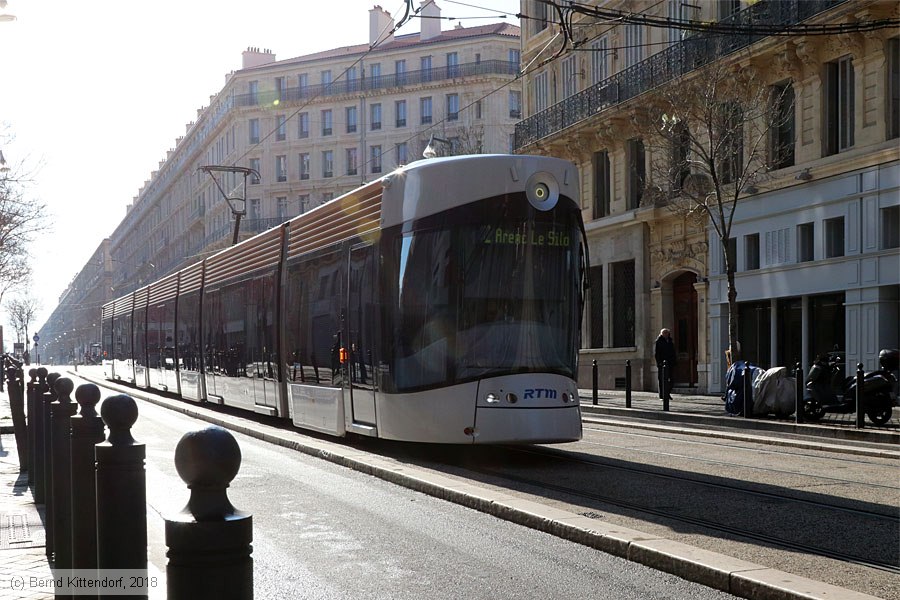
40 3 522 357
516 0 899 393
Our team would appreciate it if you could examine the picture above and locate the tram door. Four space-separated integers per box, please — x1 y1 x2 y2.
345 243 377 428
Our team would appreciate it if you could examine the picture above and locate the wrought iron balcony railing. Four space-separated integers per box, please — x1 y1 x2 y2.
234 60 519 107
514 0 845 150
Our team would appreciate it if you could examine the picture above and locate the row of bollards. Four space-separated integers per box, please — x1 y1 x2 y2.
5 359 254 599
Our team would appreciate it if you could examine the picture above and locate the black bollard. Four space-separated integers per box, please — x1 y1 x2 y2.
795 363 804 424
96 394 147 583
70 384 106 571
592 359 598 406
7 363 28 471
50 377 77 571
625 360 632 408
33 368 48 504
662 360 670 412
743 363 752 418
27 368 37 483
43 372 60 560
165 426 253 600
856 362 865 429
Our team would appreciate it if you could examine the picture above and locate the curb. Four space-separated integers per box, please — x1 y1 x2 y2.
71 371 882 600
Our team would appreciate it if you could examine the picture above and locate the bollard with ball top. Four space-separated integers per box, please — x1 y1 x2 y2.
165 426 253 600
70 383 106 571
33 368 48 504
50 377 78 570
43 371 60 560
96 394 147 582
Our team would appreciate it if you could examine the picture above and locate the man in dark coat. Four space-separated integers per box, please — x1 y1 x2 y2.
654 328 677 400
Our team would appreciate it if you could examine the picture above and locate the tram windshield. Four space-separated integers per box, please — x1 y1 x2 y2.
388 194 584 393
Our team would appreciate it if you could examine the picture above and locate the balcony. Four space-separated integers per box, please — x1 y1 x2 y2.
514 0 845 150
234 60 519 107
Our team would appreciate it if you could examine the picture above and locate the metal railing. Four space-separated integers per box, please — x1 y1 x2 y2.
514 0 845 150
234 60 519 107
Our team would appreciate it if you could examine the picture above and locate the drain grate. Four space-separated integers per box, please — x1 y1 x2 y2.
0 512 32 548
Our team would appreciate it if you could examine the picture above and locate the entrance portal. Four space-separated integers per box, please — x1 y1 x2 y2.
672 272 698 386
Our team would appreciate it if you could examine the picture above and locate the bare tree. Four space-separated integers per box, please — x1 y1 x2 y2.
633 59 793 363
6 295 40 348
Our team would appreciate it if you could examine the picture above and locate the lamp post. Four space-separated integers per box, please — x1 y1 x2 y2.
422 134 452 159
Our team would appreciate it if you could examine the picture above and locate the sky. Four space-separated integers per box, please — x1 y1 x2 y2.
0 0 522 345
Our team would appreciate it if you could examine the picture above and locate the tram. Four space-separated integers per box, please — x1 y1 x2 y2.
98 154 587 444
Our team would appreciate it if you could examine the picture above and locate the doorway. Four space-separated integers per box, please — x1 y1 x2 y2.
672 272 698 386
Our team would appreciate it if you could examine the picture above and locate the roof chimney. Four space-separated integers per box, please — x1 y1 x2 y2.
419 0 441 41
242 47 276 69
369 5 395 46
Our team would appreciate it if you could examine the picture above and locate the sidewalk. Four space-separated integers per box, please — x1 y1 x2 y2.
0 389 53 600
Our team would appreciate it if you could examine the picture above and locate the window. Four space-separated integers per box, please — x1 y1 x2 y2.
797 222 814 262
298 112 309 138
276 115 286 141
882 206 899 249
508 49 520 66
395 59 407 85
562 55 578 98
347 66 358 88
322 109 332 136
825 216 845 258
769 81 795 169
888 38 899 140
369 63 381 86
248 198 260 221
298 194 310 213
421 56 432 81
825 56 855 154
249 118 259 144
446 52 459 78
509 91 521 118
766 228 791 265
321 70 332 86
591 37 609 84
719 0 741 20
346 106 357 133
626 138 645 210
322 192 334 203
275 155 287 182
346 148 358 176
298 73 308 89
395 100 407 127
277 197 288 220
667 0 683 44
370 103 382 130
396 142 408 166
322 151 333 178
299 153 310 180
533 0 548 34
670 123 690 193
745 234 760 270
611 260 635 347
476 100 483 120
624 24 643 68
248 81 258 105
446 94 459 121
420 97 432 124
275 77 286 101
592 150 610 219
534 71 549 112
589 265 603 348
370 145 382 174
249 158 260 184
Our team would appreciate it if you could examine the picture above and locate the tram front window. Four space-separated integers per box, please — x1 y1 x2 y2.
389 195 582 392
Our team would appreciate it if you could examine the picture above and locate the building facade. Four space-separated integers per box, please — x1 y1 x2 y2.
39 3 522 353
516 0 899 393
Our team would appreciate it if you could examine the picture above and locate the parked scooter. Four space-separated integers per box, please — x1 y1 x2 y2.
801 349 899 425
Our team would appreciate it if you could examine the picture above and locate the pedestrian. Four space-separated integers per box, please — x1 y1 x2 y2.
654 328 676 401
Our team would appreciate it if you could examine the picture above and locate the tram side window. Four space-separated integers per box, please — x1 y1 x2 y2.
390 229 454 390
176 291 200 372
114 313 133 362
203 288 224 375
246 274 278 381
102 317 113 360
133 306 147 370
284 249 344 386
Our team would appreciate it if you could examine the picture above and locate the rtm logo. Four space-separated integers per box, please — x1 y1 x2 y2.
524 388 557 400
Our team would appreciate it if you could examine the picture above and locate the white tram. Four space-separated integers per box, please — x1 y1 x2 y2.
99 154 587 444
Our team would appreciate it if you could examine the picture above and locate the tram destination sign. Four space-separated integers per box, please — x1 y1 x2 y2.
484 226 570 248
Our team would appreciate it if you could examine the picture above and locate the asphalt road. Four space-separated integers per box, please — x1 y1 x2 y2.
117 387 739 600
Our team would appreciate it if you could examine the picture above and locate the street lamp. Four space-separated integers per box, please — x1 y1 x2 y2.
422 134 452 159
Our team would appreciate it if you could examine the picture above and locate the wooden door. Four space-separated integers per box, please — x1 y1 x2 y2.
672 273 698 386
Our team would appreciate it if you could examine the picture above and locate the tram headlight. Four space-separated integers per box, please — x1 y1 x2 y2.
485 393 500 404
506 393 518 404
525 171 560 211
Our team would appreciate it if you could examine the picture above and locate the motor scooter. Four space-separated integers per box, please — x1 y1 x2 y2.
801 349 898 425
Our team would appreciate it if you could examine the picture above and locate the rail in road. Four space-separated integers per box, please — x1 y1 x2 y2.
70 370 897 600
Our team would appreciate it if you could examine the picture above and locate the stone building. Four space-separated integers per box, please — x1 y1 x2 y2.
516 0 899 393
